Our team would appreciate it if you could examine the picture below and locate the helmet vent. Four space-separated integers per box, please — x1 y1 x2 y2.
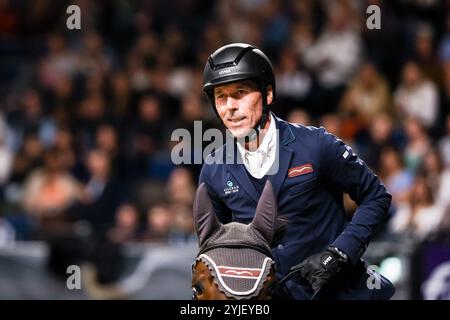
211 45 256 71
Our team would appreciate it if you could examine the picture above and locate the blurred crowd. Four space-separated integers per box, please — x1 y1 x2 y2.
0 0 450 250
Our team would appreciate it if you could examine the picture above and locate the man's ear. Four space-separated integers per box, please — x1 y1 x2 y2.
266 85 273 105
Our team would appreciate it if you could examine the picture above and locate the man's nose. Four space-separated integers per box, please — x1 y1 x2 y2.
225 97 238 110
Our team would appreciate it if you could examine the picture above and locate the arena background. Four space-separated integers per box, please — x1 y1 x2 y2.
0 0 449 300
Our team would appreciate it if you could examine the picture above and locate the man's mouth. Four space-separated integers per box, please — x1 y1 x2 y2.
228 116 246 124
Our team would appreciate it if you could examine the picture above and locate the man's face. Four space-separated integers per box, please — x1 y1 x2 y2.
214 80 271 138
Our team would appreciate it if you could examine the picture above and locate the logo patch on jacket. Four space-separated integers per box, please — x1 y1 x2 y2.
224 180 239 195
288 163 313 178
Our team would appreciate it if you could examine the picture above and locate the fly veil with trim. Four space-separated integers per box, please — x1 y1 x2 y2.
192 181 280 299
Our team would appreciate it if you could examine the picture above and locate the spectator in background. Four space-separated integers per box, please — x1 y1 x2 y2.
394 61 438 130
70 149 125 233
166 63 199 100
275 46 312 119
170 93 214 178
389 175 445 241
420 148 450 210
37 33 78 90
413 23 442 87
169 203 195 243
108 71 133 122
172 92 211 135
95 123 122 177
289 20 314 56
7 134 43 195
403 117 431 173
150 46 176 95
108 203 140 243
164 167 196 243
53 126 76 171
84 71 106 98
379 146 415 206
260 0 291 53
165 167 195 208
357 113 399 172
125 94 164 177
76 93 107 153
303 0 362 115
339 62 391 141
22 147 81 236
141 203 173 242
49 75 75 124
77 32 113 78
125 37 153 93
8 88 57 149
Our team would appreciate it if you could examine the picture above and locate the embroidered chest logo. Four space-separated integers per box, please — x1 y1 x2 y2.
224 180 239 195
288 163 314 178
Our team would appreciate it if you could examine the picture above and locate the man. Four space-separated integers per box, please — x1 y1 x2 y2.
199 43 395 299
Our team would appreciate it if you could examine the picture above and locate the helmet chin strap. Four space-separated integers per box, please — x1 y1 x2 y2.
247 106 269 142
246 84 270 142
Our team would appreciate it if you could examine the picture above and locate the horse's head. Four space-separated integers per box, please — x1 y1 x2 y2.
191 181 279 300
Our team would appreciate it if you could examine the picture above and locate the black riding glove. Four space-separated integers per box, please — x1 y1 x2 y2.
289 246 350 296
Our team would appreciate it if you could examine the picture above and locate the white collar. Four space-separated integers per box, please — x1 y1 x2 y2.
236 114 277 179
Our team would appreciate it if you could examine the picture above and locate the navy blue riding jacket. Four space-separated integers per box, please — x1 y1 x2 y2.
199 114 395 299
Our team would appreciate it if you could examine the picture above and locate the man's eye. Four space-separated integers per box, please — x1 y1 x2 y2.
237 90 247 96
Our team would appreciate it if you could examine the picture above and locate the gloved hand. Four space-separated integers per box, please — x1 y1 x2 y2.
289 246 350 296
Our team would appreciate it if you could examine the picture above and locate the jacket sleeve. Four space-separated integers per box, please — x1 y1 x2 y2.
198 163 232 224
318 127 392 264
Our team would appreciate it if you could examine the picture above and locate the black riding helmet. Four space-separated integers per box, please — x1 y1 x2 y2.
202 43 276 135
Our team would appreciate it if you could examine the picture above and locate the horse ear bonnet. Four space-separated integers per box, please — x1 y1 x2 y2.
194 181 278 299
196 223 274 299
